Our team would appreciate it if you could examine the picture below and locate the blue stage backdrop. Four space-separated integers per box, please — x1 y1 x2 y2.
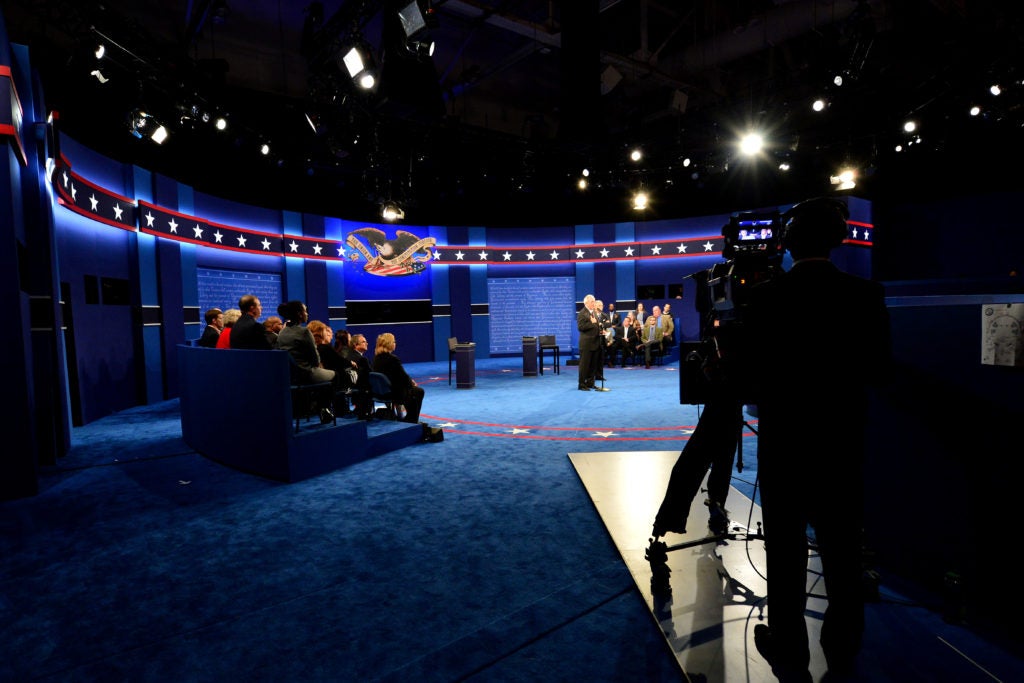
198 268 282 319
487 277 576 354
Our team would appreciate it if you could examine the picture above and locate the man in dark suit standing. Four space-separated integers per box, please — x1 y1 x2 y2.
196 308 223 347
746 198 891 682
230 294 272 350
576 294 601 391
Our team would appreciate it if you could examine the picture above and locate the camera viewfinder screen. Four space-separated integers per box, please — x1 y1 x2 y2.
737 226 773 241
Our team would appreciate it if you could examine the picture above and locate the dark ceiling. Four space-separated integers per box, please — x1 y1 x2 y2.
5 0 1024 226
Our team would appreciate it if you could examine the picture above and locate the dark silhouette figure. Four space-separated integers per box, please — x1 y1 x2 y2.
746 198 891 682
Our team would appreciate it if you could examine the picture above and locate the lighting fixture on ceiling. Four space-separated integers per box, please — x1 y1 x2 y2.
127 109 169 144
632 190 649 211
381 201 405 221
397 1 436 58
341 45 377 90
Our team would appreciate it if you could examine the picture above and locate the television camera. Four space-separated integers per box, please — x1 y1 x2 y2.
680 210 784 405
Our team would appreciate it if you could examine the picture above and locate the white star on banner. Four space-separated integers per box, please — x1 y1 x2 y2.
337 245 346 257
510 428 531 434
192 224 203 238
112 204 123 221
863 229 870 240
62 170 69 187
312 244 323 255
213 231 224 243
455 251 465 260
70 184 77 202
703 241 715 251
237 235 247 248
677 243 688 253
624 246 634 256
144 212 156 227
433 250 442 260
680 428 694 435
478 251 488 260
575 249 585 258
600 248 610 257
288 241 300 253
89 195 99 211
261 239 271 250
851 227 859 239
594 430 616 438
168 219 178 232
549 250 560 260
503 251 512 261
651 245 662 255
526 251 536 260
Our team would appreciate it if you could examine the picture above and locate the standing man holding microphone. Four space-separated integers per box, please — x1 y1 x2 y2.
576 294 602 391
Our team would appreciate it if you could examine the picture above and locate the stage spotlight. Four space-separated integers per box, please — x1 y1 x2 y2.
94 44 106 60
341 45 378 90
151 124 169 145
630 148 642 162
738 133 764 156
127 109 168 144
812 98 827 112
214 116 228 131
260 142 271 155
381 202 405 221
127 109 150 139
397 1 436 59
632 190 649 211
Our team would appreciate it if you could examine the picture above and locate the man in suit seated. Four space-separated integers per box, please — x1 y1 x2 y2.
639 305 666 368
617 314 640 366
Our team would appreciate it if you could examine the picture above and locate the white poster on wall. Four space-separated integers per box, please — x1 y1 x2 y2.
981 303 1024 367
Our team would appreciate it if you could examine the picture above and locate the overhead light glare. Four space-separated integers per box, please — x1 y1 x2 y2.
630 148 642 162
739 133 764 156
215 116 228 131
632 191 649 211
381 202 405 221
151 125 169 144
260 143 270 156
94 44 106 60
812 98 826 112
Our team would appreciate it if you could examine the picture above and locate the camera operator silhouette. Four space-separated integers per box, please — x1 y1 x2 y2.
651 211 784 540
744 197 891 682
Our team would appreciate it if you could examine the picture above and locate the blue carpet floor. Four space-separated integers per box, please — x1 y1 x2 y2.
2 356 1018 682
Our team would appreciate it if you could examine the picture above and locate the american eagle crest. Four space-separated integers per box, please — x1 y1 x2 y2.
346 228 436 276
351 228 429 259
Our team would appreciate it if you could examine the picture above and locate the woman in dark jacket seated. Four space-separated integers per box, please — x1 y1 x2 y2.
308 320 358 415
371 332 424 423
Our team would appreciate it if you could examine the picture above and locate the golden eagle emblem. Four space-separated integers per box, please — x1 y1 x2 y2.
345 228 436 276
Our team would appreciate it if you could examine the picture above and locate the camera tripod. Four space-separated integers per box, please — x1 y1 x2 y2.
646 406 764 568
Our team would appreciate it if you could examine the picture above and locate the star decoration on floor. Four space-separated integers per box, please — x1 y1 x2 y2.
594 431 616 437
510 428 531 434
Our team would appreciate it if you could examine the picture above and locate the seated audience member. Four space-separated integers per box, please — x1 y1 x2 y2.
231 294 272 350
308 320 358 415
640 305 665 367
197 308 224 347
606 313 627 367
618 314 641 366
215 309 241 349
276 300 336 387
263 315 283 348
372 332 424 424
345 333 373 419
333 329 351 356
661 302 676 350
